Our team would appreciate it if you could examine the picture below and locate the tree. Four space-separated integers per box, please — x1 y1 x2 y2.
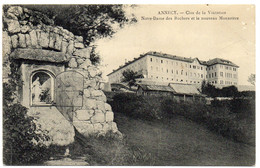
21 5 137 45
122 69 144 89
248 74 255 86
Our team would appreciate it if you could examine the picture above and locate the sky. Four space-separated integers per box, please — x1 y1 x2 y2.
95 4 255 85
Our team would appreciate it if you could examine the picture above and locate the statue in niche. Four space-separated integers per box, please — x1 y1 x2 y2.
32 77 42 103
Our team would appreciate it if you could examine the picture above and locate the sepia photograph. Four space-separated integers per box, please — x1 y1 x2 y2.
2 4 255 166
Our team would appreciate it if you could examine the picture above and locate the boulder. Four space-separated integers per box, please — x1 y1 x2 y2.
93 123 103 132
84 98 96 110
39 31 50 48
2 31 12 55
20 25 30 33
25 34 32 47
11 34 18 48
18 33 26 48
48 32 55 48
96 100 105 112
73 48 91 58
74 42 84 49
7 6 23 17
105 103 112 111
73 121 95 136
75 109 94 121
88 66 98 78
61 41 68 53
54 34 62 51
91 90 103 97
29 29 38 47
75 35 83 42
79 59 92 69
105 112 114 122
68 57 77 68
91 113 105 123
66 40 74 55
83 89 91 98
7 19 20 33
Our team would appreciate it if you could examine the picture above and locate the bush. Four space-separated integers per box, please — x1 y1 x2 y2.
3 83 51 165
109 93 255 145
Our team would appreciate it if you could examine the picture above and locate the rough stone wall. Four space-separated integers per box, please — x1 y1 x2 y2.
3 6 118 143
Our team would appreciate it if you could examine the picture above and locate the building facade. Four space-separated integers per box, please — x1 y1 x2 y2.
107 51 239 87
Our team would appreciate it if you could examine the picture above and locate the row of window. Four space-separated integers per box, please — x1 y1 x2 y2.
150 58 206 70
207 65 237 71
207 72 237 78
209 80 237 85
150 75 201 84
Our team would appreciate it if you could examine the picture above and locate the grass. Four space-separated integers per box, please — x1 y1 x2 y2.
52 112 254 166
114 112 255 166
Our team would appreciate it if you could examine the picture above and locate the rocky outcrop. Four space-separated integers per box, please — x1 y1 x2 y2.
3 6 119 146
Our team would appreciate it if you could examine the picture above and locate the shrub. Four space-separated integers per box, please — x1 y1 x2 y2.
3 83 51 165
109 93 255 145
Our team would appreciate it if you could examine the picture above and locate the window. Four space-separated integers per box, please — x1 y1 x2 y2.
193 65 196 69
201 67 203 70
161 60 163 63
220 72 223 77
220 80 223 84
31 71 54 106
233 68 236 71
209 74 211 78
172 69 174 73
167 69 168 73
190 65 192 68
212 73 214 77
201 74 203 78
181 70 183 75
215 72 217 77
176 70 178 75
150 58 152 62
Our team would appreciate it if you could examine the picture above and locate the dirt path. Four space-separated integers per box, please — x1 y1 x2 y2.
114 113 255 166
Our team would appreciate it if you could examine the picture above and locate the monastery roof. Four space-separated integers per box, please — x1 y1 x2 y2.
168 83 202 95
138 83 205 96
138 84 175 92
206 58 239 67
10 49 69 63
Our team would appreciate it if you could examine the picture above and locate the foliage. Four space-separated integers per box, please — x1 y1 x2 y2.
247 74 255 86
3 84 50 165
90 47 101 65
22 5 137 45
122 69 144 88
3 59 50 165
108 93 255 145
201 80 239 97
